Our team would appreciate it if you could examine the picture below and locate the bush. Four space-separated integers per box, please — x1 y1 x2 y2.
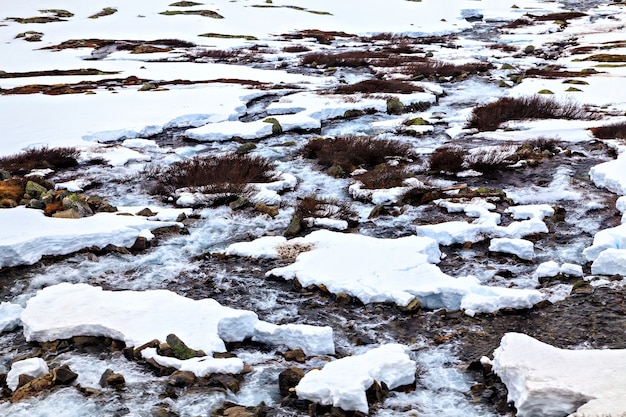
148 154 277 196
428 146 465 173
467 95 590 131
301 51 380 67
353 166 408 189
301 136 412 174
296 194 354 219
402 60 492 80
335 79 424 94
589 122 626 140
0 146 79 175
465 146 517 174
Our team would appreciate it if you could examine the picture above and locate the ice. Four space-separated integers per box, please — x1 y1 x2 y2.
295 344 416 413
7 358 49 391
0 302 24 333
0 206 182 268
505 204 555 220
224 230 544 313
489 238 535 261
415 218 548 245
492 333 626 417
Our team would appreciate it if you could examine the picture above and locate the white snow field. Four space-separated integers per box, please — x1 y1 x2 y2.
492 333 626 417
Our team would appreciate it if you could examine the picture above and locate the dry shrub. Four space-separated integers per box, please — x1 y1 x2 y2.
589 122 626 140
428 146 465 173
282 45 311 53
353 166 408 189
302 136 412 173
465 146 517 174
335 79 424 95
525 66 591 79
301 51 382 67
525 137 560 153
149 154 277 195
530 12 586 21
0 179 26 201
283 29 356 44
488 43 518 52
467 95 590 131
297 194 354 219
0 146 79 175
402 60 492 79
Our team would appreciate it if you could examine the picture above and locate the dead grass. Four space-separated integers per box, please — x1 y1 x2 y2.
148 154 277 196
296 194 354 219
428 146 465 173
589 122 626 140
353 166 408 189
467 95 591 131
0 146 79 175
301 51 382 67
465 146 516 174
282 29 356 44
530 12 586 22
335 79 424 94
0 179 26 201
301 136 412 174
282 45 311 53
401 60 492 79
525 65 593 79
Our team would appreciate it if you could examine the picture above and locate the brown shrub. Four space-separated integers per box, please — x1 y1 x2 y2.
530 12 586 22
335 79 424 95
148 154 277 195
525 66 592 79
402 60 492 79
467 95 590 131
589 122 626 140
0 146 79 175
301 51 382 67
488 44 518 52
297 194 354 220
465 146 516 174
353 166 408 189
283 29 356 44
0 179 26 201
302 136 412 173
525 137 561 153
282 45 311 53
428 146 465 173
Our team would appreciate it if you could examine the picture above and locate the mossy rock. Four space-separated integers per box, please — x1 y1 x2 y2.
166 334 205 360
169 1 204 6
327 164 346 178
403 117 430 126
15 31 43 42
343 109 364 119
198 33 258 41
89 8 117 19
501 63 515 70
25 181 47 198
563 79 589 85
386 97 405 115
236 142 257 155
283 214 302 238
565 87 582 92
139 83 157 91
524 45 535 55
499 80 511 88
263 118 283 135
537 89 554 94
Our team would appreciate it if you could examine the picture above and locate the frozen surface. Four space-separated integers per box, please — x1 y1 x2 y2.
296 344 416 413
489 238 535 261
0 206 182 268
7 358 49 391
493 333 626 417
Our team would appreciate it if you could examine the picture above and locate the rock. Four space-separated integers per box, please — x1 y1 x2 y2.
87 196 117 213
335 292 352 305
168 370 196 387
131 339 160 359
254 202 279 218
327 164 345 178
62 195 94 217
365 380 388 405
229 196 249 210
25 181 47 199
571 280 593 295
206 373 242 393
27 199 45 209
51 208 82 219
17 374 35 389
166 334 205 360
136 207 157 217
145 357 177 376
278 366 304 397
399 297 421 313
130 236 150 252
7 357 49 391
236 143 257 155
222 405 256 417
0 169 10 180
52 365 78 385
99 369 125 388
11 373 54 402
283 214 302 237
283 349 306 363
386 97 405 115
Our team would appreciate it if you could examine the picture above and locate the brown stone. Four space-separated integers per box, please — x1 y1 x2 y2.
278 367 304 397
168 370 196 387
99 368 125 388
136 207 157 217
130 236 149 252
11 373 54 402
284 349 306 363
335 292 352 305
52 365 78 385
254 202 279 218
206 373 242 393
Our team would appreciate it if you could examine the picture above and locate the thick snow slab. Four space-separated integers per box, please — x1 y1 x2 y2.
225 230 543 313
21 283 335 364
0 302 24 333
582 223 626 262
591 248 626 276
493 333 626 417
489 238 535 261
415 219 548 245
590 151 626 196
296 344 416 413
7 358 49 391
0 207 182 268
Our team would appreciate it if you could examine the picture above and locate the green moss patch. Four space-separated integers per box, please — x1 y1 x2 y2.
159 9 224 18
89 8 118 19
263 118 283 135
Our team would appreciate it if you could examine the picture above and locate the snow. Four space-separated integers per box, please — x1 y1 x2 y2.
20 283 335 371
489 238 535 261
0 303 24 333
0 206 183 268
415 218 548 245
583 223 626 262
225 230 543 314
7 358 49 392
591 248 626 276
492 332 626 417
536 261 560 278
590 150 626 196
295 344 416 413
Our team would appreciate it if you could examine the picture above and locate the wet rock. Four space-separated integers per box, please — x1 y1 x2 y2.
130 339 160 360
205 373 242 393
17 374 35 390
130 236 150 252
145 357 177 376
571 280 593 295
0 169 10 180
168 370 196 387
278 366 304 397
52 365 78 385
365 380 388 406
11 373 54 402
399 297 421 313
99 368 126 388
166 334 206 360
236 143 257 155
229 196 249 210
62 195 94 217
27 199 45 209
386 97 405 114
283 214 302 237
283 349 306 363
52 208 82 219
136 207 157 217
335 292 352 305
254 202 279 218
87 196 117 213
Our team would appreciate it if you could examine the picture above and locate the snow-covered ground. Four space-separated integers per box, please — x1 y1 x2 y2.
1 0 626 415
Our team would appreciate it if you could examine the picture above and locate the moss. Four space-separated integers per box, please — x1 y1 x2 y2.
499 80 511 88
595 63 626 68
15 31 43 42
403 117 430 126
566 87 582 92
563 79 589 85
537 89 554 94
88 8 118 19
139 83 157 91
584 54 626 62
386 97 405 115
39 9 74 18
524 45 535 55
327 164 346 178
169 1 203 6
198 33 258 41
501 63 515 70
263 118 283 135
236 142 257 154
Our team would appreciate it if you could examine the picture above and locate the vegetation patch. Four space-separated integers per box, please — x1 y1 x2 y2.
428 146 465 173
169 1 204 6
465 146 517 175
401 60 492 80
302 136 412 174
467 95 591 131
582 54 626 62
353 166 409 189
281 29 356 45
296 194 354 220
589 122 626 140
89 8 117 19
334 79 424 95
0 147 79 175
7 9 73 24
529 12 586 22
43 38 195 52
250 4 332 15
199 33 258 41
0 68 119 79
263 118 283 135
159 10 224 18
147 154 277 198
525 66 594 79
15 31 43 42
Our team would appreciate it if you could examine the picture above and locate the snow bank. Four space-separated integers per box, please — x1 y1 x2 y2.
493 333 626 417
0 302 23 333
296 344 416 413
224 230 543 313
415 218 548 245
0 207 183 268
591 248 626 276
582 223 626 262
590 151 626 196
20 283 335 371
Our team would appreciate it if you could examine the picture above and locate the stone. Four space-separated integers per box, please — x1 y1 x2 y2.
278 366 304 397
236 143 257 155
206 373 242 393
365 380 388 405
168 370 196 387
52 365 78 385
62 195 94 217
254 202 279 218
229 196 249 210
25 181 47 199
99 369 125 388
136 207 157 217
283 214 302 237
0 169 10 180
11 373 54 402
284 349 306 363
27 199 45 209
335 292 351 305
386 97 405 114
130 236 149 252
166 334 204 360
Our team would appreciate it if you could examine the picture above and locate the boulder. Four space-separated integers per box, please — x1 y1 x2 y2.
168 370 196 387
165 334 205 360
278 367 304 397
11 373 54 402
99 368 126 388
52 365 78 385
25 181 47 199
